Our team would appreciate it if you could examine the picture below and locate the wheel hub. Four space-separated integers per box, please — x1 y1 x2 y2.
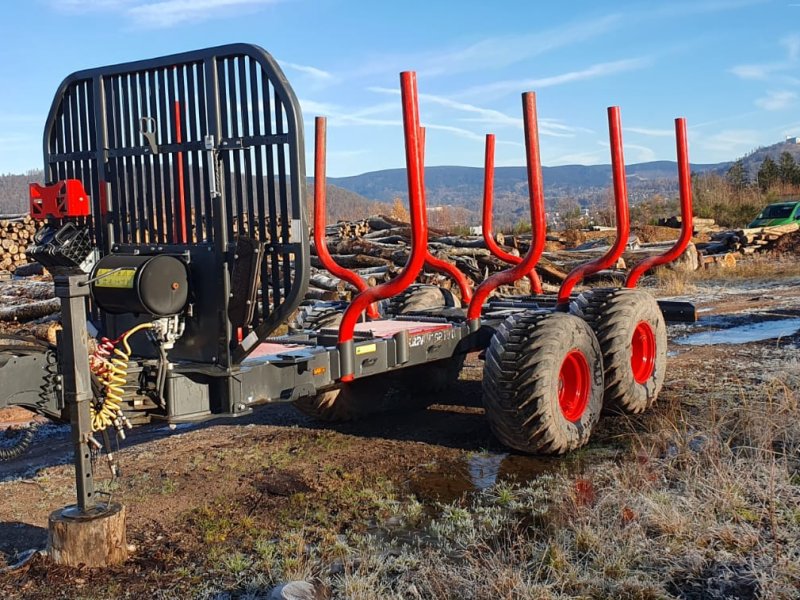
558 349 591 422
631 320 656 384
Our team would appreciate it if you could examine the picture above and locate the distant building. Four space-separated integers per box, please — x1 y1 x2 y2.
786 136 799 144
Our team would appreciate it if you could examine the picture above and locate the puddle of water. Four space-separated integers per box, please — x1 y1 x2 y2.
675 318 800 346
410 452 568 503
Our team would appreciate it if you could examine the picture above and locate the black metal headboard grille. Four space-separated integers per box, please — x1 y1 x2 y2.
42 44 309 351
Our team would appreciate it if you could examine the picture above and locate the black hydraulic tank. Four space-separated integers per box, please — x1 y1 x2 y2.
91 254 189 317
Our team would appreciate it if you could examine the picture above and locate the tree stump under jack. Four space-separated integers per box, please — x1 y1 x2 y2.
47 503 128 567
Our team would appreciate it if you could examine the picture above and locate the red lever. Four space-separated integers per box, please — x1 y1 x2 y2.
481 133 542 293
337 71 428 379
29 180 91 219
467 92 546 323
556 106 630 307
625 118 693 287
313 117 380 318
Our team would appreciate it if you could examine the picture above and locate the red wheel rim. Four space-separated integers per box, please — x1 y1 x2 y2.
631 321 656 384
558 350 591 422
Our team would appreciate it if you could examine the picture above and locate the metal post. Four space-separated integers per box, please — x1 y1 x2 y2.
54 273 102 517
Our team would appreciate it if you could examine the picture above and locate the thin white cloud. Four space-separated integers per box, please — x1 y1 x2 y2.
755 90 797 110
696 129 760 155
644 0 769 19
783 33 800 61
348 14 622 82
300 99 401 128
623 144 657 162
368 86 589 138
597 140 656 162
550 150 606 165
53 0 135 10
627 127 674 137
461 57 652 98
730 64 782 81
50 0 281 28
419 15 621 77
730 34 800 83
279 60 335 85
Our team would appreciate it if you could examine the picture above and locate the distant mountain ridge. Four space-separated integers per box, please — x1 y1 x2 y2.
3 139 798 221
324 160 727 221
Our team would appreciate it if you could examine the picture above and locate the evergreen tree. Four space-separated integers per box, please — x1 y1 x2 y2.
778 151 797 188
757 155 779 192
726 159 749 190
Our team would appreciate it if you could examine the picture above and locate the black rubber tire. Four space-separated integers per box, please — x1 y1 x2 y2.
289 304 343 332
293 378 401 421
293 354 465 422
571 288 667 414
397 354 466 395
482 312 604 454
386 284 461 315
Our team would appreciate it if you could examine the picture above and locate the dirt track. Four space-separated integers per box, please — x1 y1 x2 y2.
0 272 798 598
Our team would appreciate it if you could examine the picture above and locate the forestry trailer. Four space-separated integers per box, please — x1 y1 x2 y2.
0 44 695 558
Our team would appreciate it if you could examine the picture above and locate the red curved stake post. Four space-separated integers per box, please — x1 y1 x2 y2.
556 106 630 307
466 92 547 325
418 127 474 303
337 72 429 380
313 117 380 319
482 133 542 293
625 118 693 287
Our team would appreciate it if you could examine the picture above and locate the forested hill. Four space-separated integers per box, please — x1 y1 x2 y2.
0 170 43 214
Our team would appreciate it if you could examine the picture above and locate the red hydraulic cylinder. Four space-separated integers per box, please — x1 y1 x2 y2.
556 106 630 307
418 126 474 304
466 92 547 324
625 118 693 287
481 133 542 293
313 117 379 319
337 72 428 380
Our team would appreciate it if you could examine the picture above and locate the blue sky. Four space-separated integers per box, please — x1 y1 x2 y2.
1 0 799 176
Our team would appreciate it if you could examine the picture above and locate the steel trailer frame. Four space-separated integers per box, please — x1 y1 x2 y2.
0 42 697 519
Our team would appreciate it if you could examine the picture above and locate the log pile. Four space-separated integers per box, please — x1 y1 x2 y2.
658 215 719 234
698 222 799 255
658 215 800 267
305 215 624 301
0 215 38 274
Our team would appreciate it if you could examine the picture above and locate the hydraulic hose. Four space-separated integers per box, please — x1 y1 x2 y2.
0 423 38 461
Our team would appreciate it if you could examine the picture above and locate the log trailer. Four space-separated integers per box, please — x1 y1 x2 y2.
0 44 695 525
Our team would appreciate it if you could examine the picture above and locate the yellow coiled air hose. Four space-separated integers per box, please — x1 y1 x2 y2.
92 323 153 432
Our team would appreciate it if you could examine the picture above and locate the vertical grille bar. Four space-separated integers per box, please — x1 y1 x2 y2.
197 64 213 243
274 95 291 293
238 57 256 242
262 76 281 310
176 64 191 244
158 67 174 244
146 69 165 244
137 72 156 245
186 63 205 243
219 58 235 237
229 57 245 239
121 75 137 243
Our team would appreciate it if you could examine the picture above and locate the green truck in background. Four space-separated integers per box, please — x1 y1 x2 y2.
748 200 800 228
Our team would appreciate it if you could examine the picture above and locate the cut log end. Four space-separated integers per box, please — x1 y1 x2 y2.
47 503 128 567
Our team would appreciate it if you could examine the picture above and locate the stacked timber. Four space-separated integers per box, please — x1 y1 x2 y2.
658 215 719 234
696 222 799 260
0 215 38 273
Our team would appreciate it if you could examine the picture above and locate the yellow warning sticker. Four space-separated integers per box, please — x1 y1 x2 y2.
355 343 377 356
94 268 136 289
